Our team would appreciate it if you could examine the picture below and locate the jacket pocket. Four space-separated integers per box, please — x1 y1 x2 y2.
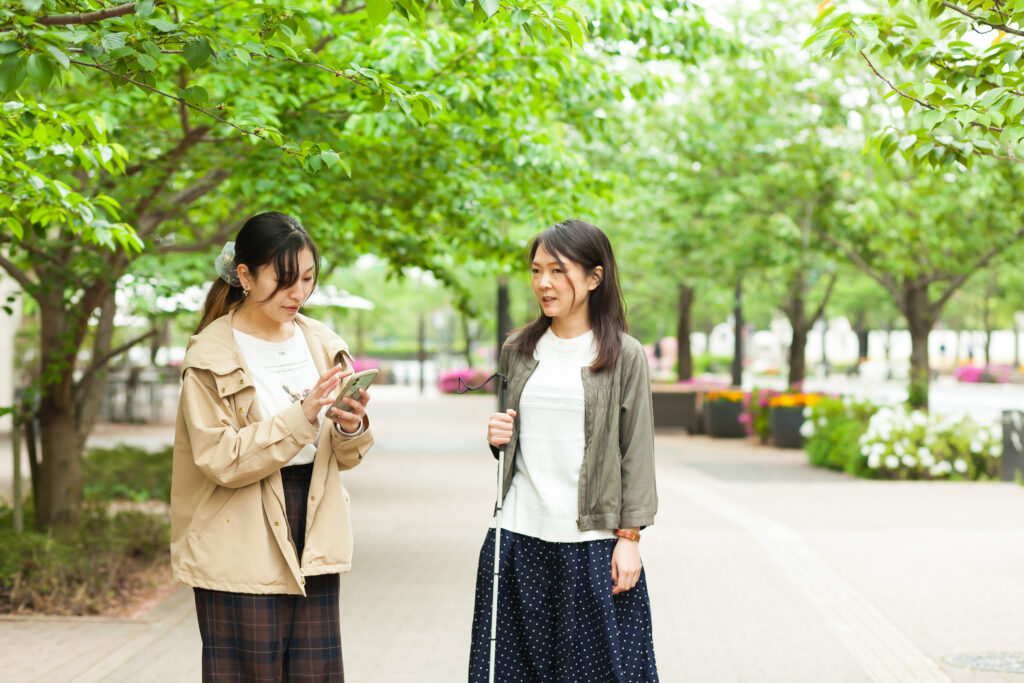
188 485 235 538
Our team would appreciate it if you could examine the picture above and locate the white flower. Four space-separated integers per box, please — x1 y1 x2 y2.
969 440 983 453
885 455 900 469
894 442 906 456
803 407 813 418
901 455 917 467
911 411 928 427
872 443 887 457
801 421 816 437
868 453 881 468
990 445 1001 458
954 459 968 473
930 461 953 476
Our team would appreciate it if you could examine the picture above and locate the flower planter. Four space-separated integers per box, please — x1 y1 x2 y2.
705 400 746 438
770 405 805 449
651 386 698 430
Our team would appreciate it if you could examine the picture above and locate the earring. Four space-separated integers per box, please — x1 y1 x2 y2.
242 288 249 297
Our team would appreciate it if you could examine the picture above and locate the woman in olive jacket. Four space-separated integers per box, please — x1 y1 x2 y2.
469 220 659 682
171 212 373 681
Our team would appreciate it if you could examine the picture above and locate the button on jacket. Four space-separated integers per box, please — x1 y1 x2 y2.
493 332 657 532
171 311 374 596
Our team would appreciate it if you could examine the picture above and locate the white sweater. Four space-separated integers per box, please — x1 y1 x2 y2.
497 328 616 543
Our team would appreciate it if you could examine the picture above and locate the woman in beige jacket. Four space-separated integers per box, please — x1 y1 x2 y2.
171 211 374 681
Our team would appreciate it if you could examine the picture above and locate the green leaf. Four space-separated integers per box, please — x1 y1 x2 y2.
512 9 530 25
179 85 210 107
146 19 178 33
0 41 20 55
21 0 42 12
367 0 393 27
922 109 945 130
136 0 156 18
234 47 251 65
321 150 342 168
480 0 500 18
0 54 27 93
26 53 53 91
859 20 879 43
136 53 159 71
44 45 69 69
101 33 127 52
183 39 212 70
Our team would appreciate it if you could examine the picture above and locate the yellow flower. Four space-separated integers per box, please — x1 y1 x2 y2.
708 390 744 403
769 393 822 408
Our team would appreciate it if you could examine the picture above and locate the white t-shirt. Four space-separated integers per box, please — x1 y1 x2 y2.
497 327 617 543
233 325 322 467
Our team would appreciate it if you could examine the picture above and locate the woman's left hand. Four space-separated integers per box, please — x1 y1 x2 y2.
328 388 370 434
610 536 642 595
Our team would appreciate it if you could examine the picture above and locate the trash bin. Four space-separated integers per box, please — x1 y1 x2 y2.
1001 410 1024 483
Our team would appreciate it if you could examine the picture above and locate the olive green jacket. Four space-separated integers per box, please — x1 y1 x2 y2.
171 311 374 596
494 331 657 532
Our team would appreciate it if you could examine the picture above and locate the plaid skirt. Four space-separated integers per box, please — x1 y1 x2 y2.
193 463 343 682
469 529 659 683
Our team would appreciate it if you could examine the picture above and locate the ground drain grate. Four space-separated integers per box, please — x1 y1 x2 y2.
945 652 1024 674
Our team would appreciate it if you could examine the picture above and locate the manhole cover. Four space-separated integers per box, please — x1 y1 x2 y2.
945 652 1024 673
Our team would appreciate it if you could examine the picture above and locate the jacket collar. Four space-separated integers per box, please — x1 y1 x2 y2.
182 309 350 381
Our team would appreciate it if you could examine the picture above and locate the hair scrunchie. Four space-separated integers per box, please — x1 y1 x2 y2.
215 242 241 288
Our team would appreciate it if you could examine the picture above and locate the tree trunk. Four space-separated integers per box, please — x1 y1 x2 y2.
461 313 473 368
496 275 512 356
854 311 869 370
34 291 85 528
731 277 743 387
676 283 694 381
901 283 934 410
784 273 807 387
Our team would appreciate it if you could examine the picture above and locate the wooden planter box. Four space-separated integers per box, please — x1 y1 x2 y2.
770 405 805 449
704 400 746 438
651 385 698 431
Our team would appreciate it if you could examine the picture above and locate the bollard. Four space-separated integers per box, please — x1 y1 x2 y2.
1001 410 1024 483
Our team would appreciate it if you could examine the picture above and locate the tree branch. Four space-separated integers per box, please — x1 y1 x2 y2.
136 169 232 237
941 1 1024 38
856 47 1004 133
0 253 36 292
809 272 838 324
78 328 159 383
155 213 246 253
813 227 901 302
931 225 1024 313
70 60 305 156
36 2 137 26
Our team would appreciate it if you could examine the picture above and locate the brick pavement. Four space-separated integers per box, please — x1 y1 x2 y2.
2 386 1023 681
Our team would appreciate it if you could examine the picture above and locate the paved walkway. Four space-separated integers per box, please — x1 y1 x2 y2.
2 386 1023 681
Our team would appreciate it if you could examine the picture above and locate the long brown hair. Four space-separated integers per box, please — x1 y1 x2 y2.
195 212 320 333
511 220 627 372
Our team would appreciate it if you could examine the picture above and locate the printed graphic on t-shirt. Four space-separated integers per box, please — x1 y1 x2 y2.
282 383 311 404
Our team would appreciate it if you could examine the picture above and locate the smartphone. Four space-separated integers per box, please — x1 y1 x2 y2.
331 369 378 413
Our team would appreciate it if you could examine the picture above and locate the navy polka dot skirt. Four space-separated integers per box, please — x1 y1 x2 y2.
469 529 659 682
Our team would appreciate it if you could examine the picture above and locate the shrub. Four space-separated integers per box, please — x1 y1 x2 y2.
83 444 173 503
802 397 879 475
857 406 1001 480
0 504 169 615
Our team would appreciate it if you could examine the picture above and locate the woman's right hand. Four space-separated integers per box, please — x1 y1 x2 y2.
302 364 352 424
487 409 517 447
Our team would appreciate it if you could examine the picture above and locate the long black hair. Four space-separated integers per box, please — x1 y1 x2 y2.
511 219 627 372
195 212 320 333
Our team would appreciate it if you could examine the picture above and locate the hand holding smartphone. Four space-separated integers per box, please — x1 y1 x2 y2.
331 369 378 413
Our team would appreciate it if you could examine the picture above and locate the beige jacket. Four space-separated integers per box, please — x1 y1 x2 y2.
170 311 374 595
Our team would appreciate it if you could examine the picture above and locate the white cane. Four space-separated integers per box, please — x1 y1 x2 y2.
458 372 509 683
